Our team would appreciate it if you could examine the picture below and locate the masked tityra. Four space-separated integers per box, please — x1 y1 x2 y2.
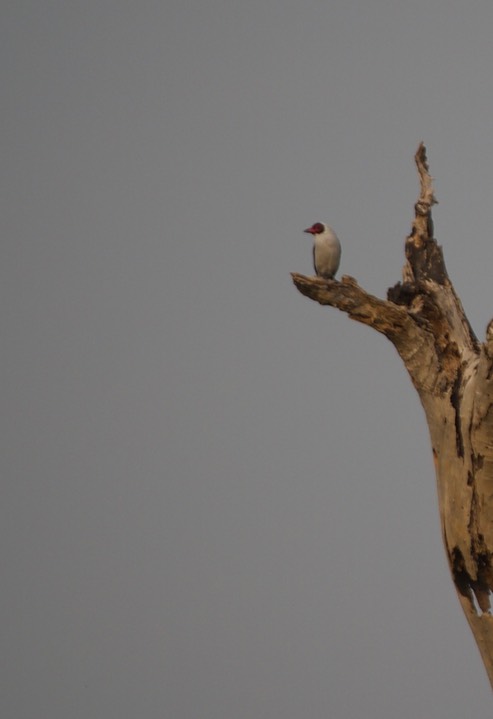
303 222 341 279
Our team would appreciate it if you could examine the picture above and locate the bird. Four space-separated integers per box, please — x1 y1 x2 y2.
303 222 341 279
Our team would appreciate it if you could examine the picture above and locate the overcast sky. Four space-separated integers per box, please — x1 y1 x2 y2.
3 1 493 716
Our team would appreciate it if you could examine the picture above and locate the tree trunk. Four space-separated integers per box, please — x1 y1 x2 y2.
292 144 493 689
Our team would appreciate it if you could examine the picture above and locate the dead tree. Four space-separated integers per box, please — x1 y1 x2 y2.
292 144 493 689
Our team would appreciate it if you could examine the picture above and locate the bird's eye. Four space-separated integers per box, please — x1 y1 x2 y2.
313 223 324 234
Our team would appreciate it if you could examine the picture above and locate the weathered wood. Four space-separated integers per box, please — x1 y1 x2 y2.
292 143 493 689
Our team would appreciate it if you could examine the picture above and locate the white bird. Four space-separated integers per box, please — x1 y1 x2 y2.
304 222 341 279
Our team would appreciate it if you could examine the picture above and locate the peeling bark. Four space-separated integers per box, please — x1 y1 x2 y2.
292 144 493 690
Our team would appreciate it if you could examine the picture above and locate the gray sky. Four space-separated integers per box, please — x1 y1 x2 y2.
3 0 493 716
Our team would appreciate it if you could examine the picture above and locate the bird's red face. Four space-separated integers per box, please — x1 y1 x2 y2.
304 222 325 235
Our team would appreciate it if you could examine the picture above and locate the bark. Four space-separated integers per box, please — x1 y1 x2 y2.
292 144 493 689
